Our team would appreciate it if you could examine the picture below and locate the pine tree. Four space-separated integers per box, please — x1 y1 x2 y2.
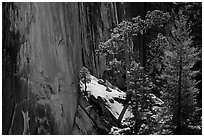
146 33 168 98
96 10 171 134
96 10 171 85
80 67 91 95
111 61 162 134
128 61 155 134
160 13 200 134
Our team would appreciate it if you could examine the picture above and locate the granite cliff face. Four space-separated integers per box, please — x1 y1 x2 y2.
3 2 117 134
2 2 172 134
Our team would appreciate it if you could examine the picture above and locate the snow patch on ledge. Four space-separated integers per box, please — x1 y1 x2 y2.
80 75 132 121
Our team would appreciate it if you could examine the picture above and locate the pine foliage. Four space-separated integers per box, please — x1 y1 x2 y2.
96 10 171 135
80 67 91 95
96 7 201 135
160 13 200 130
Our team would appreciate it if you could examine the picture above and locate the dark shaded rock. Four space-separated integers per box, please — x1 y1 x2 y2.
98 79 105 85
109 98 114 103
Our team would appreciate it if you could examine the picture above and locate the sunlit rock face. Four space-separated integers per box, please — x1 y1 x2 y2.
2 2 117 134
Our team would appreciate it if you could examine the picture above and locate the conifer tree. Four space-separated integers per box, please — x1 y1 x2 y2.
160 13 200 134
128 61 156 134
96 10 171 89
96 10 171 134
80 67 91 95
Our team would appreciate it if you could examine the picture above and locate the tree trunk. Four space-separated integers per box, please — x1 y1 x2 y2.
85 77 87 95
118 35 131 123
118 103 128 122
134 108 142 134
176 47 182 134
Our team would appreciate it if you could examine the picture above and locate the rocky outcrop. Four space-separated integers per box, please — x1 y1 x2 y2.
3 2 117 134
76 75 132 134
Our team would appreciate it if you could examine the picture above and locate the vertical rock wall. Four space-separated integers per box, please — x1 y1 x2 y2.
2 2 173 134
2 2 117 134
